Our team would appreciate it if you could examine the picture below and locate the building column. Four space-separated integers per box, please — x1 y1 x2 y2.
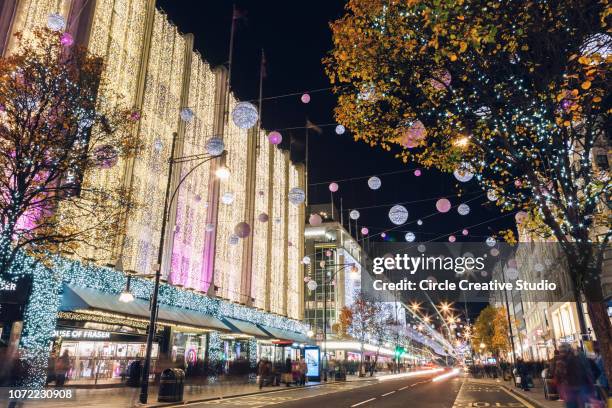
239 126 257 304
162 33 194 282
201 67 228 294
296 163 306 320
282 152 289 316
264 143 274 312
0 0 18 56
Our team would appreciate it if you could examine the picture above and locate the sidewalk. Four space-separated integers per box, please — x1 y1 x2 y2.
470 376 563 408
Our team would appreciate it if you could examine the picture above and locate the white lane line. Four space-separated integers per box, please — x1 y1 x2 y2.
398 385 409 390
382 391 396 397
350 397 376 407
499 386 536 408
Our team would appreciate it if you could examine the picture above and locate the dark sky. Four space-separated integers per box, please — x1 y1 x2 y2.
156 0 515 246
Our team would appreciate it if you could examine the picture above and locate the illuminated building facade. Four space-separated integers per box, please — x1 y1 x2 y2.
1 0 308 387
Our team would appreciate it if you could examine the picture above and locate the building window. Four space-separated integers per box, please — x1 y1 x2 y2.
595 154 609 170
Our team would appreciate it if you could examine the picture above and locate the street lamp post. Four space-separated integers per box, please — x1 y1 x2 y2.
138 133 227 404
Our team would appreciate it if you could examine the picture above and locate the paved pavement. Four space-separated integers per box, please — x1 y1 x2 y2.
470 377 563 408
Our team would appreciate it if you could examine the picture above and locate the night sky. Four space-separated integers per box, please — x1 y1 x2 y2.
156 0 515 247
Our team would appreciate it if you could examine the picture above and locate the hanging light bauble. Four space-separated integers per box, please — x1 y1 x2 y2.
329 182 339 192
205 137 224 156
231 102 259 129
417 244 426 253
308 214 322 226
301 93 311 103
367 176 381 190
417 219 423 226
205 223 215 232
414 169 421 177
60 32 74 47
388 205 409 225
349 210 360 220
257 213 269 223
486 236 496 247
221 192 234 205
487 189 498 202
47 13 66 31
436 198 451 213
180 107 194 122
335 125 345 135
457 203 470 216
302 256 311 265
307 280 318 291
234 222 251 238
515 211 528 224
453 162 475 183
268 131 282 145
448 235 456 242
400 120 427 149
405 232 416 242
154 138 163 152
288 187 305 205
361 227 369 235
462 229 469 236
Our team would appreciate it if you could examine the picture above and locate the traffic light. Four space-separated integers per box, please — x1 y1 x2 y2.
394 346 406 358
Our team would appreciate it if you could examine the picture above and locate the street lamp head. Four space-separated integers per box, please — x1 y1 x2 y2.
479 342 486 349
307 330 314 338
119 290 134 303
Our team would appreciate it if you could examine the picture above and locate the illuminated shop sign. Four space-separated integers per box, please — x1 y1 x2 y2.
0 278 17 291
54 329 111 340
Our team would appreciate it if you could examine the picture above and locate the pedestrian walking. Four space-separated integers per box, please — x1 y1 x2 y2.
553 343 596 408
54 350 71 387
299 358 308 386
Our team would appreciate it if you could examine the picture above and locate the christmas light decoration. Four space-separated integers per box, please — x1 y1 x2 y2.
180 107 194 122
349 210 360 220
268 131 282 145
231 102 258 129
335 125 345 135
457 204 470 216
257 213 269 223
361 227 369 235
436 198 451 213
453 163 474 183
221 192 235 205
486 237 496 247
367 176 381 190
301 93 310 103
309 214 322 226
47 13 66 31
329 182 339 192
288 187 305 205
388 205 409 225
234 222 251 238
405 232 415 242
205 137 224 156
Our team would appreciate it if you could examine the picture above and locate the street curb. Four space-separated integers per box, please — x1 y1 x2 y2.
144 381 329 407
498 383 548 408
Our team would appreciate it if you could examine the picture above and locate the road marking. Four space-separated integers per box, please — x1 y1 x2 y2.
351 397 376 407
382 391 396 396
499 385 536 408
399 385 409 390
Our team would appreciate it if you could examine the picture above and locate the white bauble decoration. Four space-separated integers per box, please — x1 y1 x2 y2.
417 219 423 226
417 244 426 253
581 33 612 59
154 138 163 152
457 203 470 216
231 102 259 129
389 205 409 225
534 263 544 273
180 107 194 122
486 236 496 247
288 187 306 205
367 176 381 190
205 223 215 232
302 256 311 265
307 280 318 291
228 234 240 245
205 137 224 156
487 189 498 202
221 192 234 205
349 209 360 220
335 125 345 135
47 13 66 31
474 106 492 118
453 162 475 183
405 232 416 242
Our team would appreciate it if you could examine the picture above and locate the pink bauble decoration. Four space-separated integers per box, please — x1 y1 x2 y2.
288 241 293 247
129 111 141 121
60 32 74 47
448 235 456 242
361 227 369 235
268 131 282 145
309 213 322 226
381 232 386 238
258 212 269 223
436 198 451 213
462 229 469 236
304 277 311 283
514 179 523 188
414 169 421 177
429 69 452 90
325 250 332 257
195 194 202 202
329 182 339 192
258 190 265 196
400 120 427 149
301 93 311 103
234 222 251 238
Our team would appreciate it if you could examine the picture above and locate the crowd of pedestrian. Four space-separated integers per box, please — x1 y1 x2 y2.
256 357 307 388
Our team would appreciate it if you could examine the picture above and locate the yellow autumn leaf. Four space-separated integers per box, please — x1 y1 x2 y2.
449 53 458 61
459 42 468 52
581 81 591 89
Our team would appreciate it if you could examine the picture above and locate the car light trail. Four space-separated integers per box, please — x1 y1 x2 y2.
378 368 444 381
432 368 461 382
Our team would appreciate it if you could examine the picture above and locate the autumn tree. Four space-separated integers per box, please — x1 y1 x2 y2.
0 29 140 274
333 306 354 339
347 292 383 376
325 0 611 379
472 306 510 358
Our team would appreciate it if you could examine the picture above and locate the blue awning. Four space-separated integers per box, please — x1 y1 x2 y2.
222 317 270 338
258 325 310 344
60 285 230 332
